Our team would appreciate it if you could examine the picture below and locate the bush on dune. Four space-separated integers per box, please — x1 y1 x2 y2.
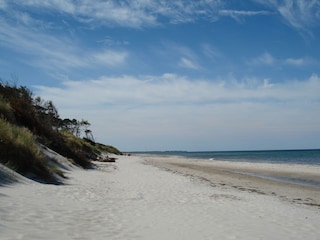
95 142 122 155
0 119 61 183
0 82 92 168
0 81 122 183
0 95 15 123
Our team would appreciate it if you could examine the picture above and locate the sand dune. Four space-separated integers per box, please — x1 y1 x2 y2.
1 155 320 240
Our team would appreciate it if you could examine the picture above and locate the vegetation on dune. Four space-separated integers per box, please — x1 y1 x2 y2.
95 142 122 155
0 95 15 123
0 80 122 183
0 119 61 183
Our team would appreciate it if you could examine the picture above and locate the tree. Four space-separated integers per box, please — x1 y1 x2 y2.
59 118 92 138
85 129 95 142
33 97 60 129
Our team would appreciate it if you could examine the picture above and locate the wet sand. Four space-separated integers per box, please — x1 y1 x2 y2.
142 154 320 207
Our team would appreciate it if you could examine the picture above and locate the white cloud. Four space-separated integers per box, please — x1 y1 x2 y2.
0 17 128 72
92 50 128 66
4 0 319 32
284 58 305 66
3 0 224 28
261 79 274 89
0 18 80 69
151 41 203 71
34 73 320 150
97 36 129 46
219 10 271 16
277 0 320 28
34 73 320 115
14 0 76 14
254 0 320 36
202 43 221 59
249 52 275 66
178 57 200 70
249 53 318 68
219 9 272 22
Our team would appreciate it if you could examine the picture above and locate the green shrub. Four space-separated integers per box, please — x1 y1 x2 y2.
61 131 100 159
0 118 58 183
95 142 122 155
0 95 15 123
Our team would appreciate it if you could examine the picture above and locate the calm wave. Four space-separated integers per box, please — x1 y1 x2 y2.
137 149 320 165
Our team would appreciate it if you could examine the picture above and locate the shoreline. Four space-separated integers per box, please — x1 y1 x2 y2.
131 149 320 166
233 171 320 189
140 154 320 208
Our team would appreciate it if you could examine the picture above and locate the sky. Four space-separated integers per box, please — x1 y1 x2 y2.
0 0 320 152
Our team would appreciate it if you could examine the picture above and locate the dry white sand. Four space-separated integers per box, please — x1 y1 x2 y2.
1 154 320 240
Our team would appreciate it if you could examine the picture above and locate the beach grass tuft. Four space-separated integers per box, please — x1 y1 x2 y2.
0 118 60 183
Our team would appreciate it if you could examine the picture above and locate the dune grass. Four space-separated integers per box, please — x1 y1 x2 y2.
95 142 122 155
0 95 15 123
0 82 122 183
0 118 61 183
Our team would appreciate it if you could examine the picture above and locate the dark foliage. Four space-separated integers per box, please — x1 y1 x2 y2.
0 81 122 183
0 82 92 169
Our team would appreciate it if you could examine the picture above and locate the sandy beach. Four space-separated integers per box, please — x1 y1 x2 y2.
1 154 320 240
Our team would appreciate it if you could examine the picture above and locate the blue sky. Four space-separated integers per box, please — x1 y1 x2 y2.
0 0 320 151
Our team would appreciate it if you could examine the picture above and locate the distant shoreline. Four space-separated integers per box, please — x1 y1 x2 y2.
133 149 320 166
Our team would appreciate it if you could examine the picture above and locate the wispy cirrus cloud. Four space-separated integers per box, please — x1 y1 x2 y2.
97 36 129 47
253 0 320 36
0 17 128 72
284 58 306 66
178 58 200 70
151 41 202 71
2 0 224 28
201 43 222 59
284 57 320 67
0 18 81 68
248 52 319 68
248 52 275 66
3 0 319 33
92 50 128 67
219 9 272 22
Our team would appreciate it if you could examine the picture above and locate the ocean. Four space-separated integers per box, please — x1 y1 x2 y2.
137 149 320 188
137 149 320 165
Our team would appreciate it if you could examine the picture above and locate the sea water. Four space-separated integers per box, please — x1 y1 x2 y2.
137 149 320 188
142 149 320 165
